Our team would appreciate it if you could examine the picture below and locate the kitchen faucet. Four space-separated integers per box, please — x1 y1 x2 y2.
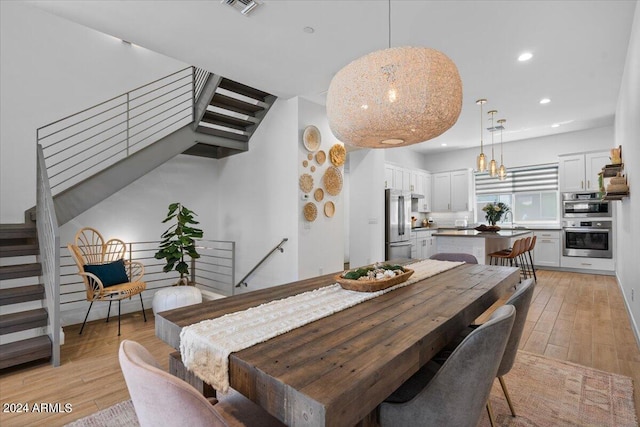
503 211 514 227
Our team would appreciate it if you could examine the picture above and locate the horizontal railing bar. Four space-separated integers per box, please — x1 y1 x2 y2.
127 112 191 148
50 144 127 188
48 133 127 179
45 118 127 162
130 82 192 112
38 100 128 143
37 66 190 139
129 74 192 104
128 96 192 131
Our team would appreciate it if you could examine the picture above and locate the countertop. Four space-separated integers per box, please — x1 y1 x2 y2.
432 229 533 238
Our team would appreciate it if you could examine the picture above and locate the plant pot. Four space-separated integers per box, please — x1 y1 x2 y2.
173 277 191 286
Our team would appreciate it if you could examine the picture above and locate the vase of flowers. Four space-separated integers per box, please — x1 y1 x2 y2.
482 202 510 230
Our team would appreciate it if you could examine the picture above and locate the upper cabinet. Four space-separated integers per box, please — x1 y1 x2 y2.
384 164 411 192
385 163 432 212
559 151 609 192
432 169 472 212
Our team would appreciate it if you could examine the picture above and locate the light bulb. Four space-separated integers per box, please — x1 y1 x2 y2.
489 159 497 177
498 164 507 181
477 153 487 172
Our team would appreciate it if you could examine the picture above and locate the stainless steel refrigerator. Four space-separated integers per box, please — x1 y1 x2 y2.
385 189 412 260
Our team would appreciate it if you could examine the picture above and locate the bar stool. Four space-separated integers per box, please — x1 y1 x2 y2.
526 235 537 282
488 238 527 279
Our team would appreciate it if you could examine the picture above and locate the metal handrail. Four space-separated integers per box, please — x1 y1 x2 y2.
236 238 288 288
36 144 61 367
37 66 207 195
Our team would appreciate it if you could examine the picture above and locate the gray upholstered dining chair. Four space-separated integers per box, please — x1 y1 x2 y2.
119 340 285 427
429 252 478 263
379 304 515 427
493 278 536 418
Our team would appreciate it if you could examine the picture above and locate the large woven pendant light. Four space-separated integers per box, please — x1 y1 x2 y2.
326 2 462 148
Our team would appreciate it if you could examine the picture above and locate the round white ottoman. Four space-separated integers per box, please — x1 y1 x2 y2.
152 286 202 314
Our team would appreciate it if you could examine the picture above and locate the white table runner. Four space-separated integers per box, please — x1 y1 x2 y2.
179 259 463 393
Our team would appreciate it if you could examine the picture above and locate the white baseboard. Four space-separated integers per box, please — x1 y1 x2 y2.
616 272 640 348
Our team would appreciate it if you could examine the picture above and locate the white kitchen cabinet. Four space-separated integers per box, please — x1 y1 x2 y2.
432 172 451 211
385 164 411 192
416 173 432 212
559 151 609 192
532 230 560 267
384 165 394 189
414 230 435 259
431 169 472 212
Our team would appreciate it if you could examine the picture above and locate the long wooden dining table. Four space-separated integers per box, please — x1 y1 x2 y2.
155 261 520 427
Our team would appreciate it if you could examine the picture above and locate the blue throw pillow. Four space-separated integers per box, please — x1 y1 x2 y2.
84 259 129 288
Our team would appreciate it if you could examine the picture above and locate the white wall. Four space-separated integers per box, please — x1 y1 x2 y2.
0 2 188 223
422 125 614 173
297 98 345 278
384 146 428 171
348 149 386 267
216 97 300 292
614 0 640 341
59 154 220 325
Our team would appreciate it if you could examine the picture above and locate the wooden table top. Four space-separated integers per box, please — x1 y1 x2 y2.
156 262 519 427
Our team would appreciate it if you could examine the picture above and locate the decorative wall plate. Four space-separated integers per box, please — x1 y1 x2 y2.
308 153 313 160
315 150 326 165
314 188 324 202
303 202 317 222
323 166 343 196
299 174 314 193
302 160 308 167
310 165 316 172
329 144 346 166
303 125 321 152
324 201 335 217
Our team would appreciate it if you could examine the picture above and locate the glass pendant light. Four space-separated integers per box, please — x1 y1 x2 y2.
497 119 507 181
476 99 487 172
488 110 497 177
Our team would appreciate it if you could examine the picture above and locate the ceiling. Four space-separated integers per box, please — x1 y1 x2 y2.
29 0 637 155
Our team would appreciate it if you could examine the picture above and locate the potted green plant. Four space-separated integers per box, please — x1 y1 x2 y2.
154 202 203 285
482 202 510 228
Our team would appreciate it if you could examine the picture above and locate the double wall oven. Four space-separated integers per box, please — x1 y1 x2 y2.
562 193 612 259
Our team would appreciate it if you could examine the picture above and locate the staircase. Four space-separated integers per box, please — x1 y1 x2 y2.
0 224 52 370
37 67 276 225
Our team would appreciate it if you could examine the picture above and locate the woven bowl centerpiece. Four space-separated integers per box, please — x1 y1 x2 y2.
336 263 414 292
326 46 462 149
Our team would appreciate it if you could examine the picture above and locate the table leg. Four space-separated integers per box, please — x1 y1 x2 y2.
169 351 216 398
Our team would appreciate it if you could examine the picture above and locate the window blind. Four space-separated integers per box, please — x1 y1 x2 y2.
475 163 558 195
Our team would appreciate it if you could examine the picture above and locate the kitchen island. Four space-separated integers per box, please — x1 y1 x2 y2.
434 229 533 264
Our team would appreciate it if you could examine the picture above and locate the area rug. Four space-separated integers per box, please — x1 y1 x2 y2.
478 351 638 427
63 400 138 427
65 351 637 427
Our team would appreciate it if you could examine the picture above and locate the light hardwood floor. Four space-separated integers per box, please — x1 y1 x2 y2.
1 269 639 426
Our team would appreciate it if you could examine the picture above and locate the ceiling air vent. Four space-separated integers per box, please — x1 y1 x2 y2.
222 0 262 16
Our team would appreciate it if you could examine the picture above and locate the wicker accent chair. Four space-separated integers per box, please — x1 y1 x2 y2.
67 227 146 336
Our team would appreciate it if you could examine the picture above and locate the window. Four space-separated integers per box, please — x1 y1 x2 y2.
475 164 559 225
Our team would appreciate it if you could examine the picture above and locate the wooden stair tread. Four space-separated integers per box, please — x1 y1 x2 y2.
0 263 42 280
201 111 254 131
210 93 264 116
0 308 48 334
0 285 45 306
195 126 250 142
218 78 271 102
0 224 37 240
0 335 51 370
0 243 39 257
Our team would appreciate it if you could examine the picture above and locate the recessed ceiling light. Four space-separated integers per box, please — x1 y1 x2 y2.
551 123 560 128
539 98 551 104
518 52 533 62
303 26 315 34
441 143 447 147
